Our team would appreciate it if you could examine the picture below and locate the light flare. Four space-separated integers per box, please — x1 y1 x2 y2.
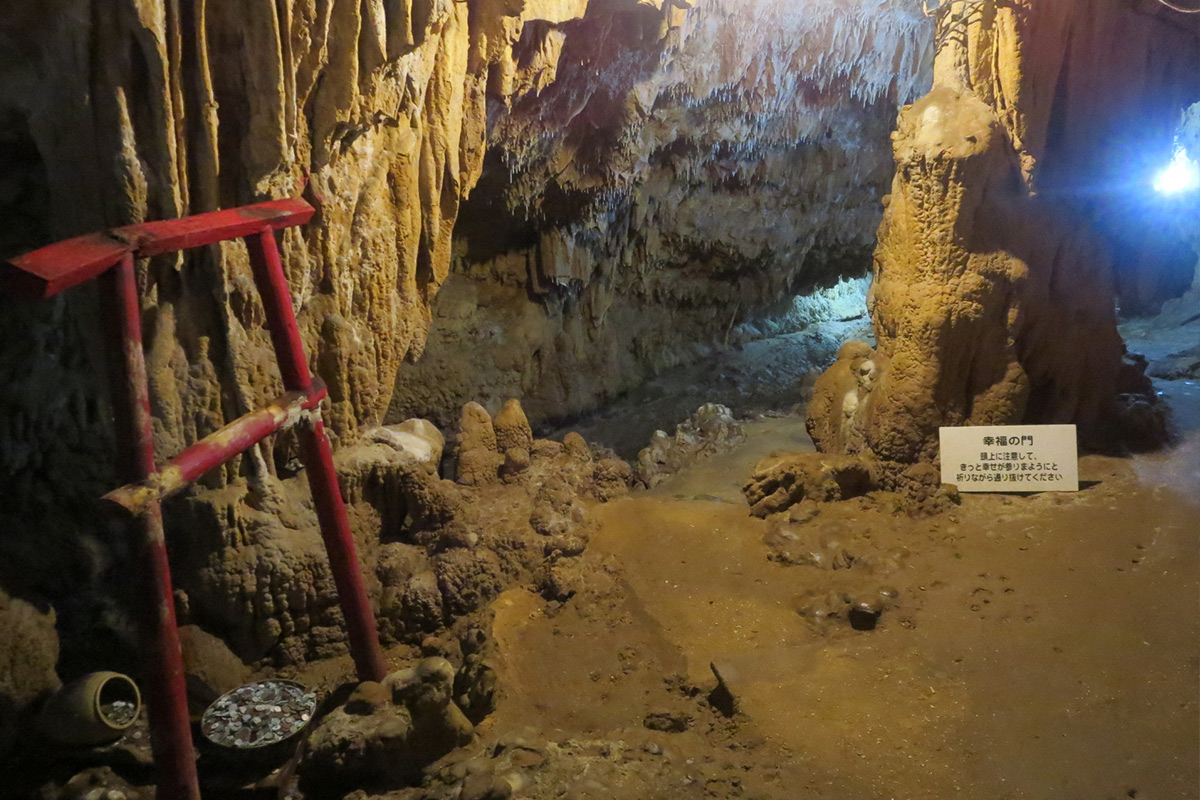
1153 146 1200 195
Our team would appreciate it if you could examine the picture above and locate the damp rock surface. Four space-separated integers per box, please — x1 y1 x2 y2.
0 586 59 760
804 2 1194 470
294 659 474 793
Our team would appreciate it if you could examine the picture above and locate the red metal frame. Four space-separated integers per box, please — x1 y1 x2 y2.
4 199 387 800
103 384 327 514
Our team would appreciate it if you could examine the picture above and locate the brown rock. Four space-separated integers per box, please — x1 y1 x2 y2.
530 439 565 460
743 452 876 518
493 399 533 454
461 772 513 800
178 625 252 715
345 680 392 716
298 658 473 792
458 403 498 453
0 588 60 759
561 432 591 461
591 458 632 501
806 6 1186 465
455 403 503 485
500 447 531 479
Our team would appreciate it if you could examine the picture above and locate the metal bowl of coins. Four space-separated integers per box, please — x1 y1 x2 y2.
200 679 316 761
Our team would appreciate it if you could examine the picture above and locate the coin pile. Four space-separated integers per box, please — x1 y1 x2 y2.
102 700 138 727
201 680 316 748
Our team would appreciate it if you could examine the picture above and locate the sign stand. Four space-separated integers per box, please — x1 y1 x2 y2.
939 424 1079 492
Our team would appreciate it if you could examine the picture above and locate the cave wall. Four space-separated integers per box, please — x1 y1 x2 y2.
807 0 1199 475
0 0 601 675
0 0 616 514
0 0 932 675
388 0 933 428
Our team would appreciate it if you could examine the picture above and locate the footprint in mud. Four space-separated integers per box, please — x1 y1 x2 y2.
968 586 993 614
966 573 1023 620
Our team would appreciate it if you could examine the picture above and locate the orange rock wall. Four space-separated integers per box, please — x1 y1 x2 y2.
807 0 1199 468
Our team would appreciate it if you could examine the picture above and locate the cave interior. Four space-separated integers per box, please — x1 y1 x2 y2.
0 1 1198 799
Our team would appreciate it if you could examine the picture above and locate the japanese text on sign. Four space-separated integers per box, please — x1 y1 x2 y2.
939 424 1078 493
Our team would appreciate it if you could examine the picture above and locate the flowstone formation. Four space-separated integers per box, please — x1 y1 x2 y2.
0 0 611 662
388 0 934 428
163 399 628 669
801 0 1198 495
0 587 60 761
0 0 638 697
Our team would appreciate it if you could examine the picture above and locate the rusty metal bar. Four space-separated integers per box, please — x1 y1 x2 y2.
100 253 200 800
103 383 327 515
244 228 388 683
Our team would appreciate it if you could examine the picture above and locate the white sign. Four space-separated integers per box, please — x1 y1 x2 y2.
939 424 1078 492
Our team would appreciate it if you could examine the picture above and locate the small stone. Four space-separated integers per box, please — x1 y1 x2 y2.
562 432 591 460
643 711 690 733
493 399 533 454
461 772 513 800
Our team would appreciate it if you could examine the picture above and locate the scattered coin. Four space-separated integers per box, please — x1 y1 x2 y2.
201 680 317 748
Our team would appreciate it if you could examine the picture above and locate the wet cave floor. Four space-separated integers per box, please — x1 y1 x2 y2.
279 320 1200 800
467 407 1199 800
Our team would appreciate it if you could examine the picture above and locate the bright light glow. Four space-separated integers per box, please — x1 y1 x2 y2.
1153 147 1200 195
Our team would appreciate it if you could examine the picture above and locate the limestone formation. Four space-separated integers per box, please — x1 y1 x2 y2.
806 1 1194 475
743 452 876 519
0 587 60 760
366 419 446 468
388 0 935 429
296 658 474 793
454 402 504 486
493 399 533 455
635 403 744 487
560 432 591 462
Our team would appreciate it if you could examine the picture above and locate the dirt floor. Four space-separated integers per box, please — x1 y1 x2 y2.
18 318 1197 800
447 394 1197 800
314 313 1197 800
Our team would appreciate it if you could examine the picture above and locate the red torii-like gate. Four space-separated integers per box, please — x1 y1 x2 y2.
4 198 388 800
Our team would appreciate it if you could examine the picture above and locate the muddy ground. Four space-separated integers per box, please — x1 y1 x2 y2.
464 410 1200 800
257 376 1198 800
17 319 1199 800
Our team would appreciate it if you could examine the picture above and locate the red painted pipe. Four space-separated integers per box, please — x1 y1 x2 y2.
298 417 390 682
103 385 327 515
101 254 200 800
244 229 313 392
244 229 388 683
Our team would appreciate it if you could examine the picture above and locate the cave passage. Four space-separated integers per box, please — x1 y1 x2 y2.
0 1 1198 799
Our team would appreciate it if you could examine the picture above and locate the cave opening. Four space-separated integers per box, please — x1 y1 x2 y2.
0 1 1198 799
